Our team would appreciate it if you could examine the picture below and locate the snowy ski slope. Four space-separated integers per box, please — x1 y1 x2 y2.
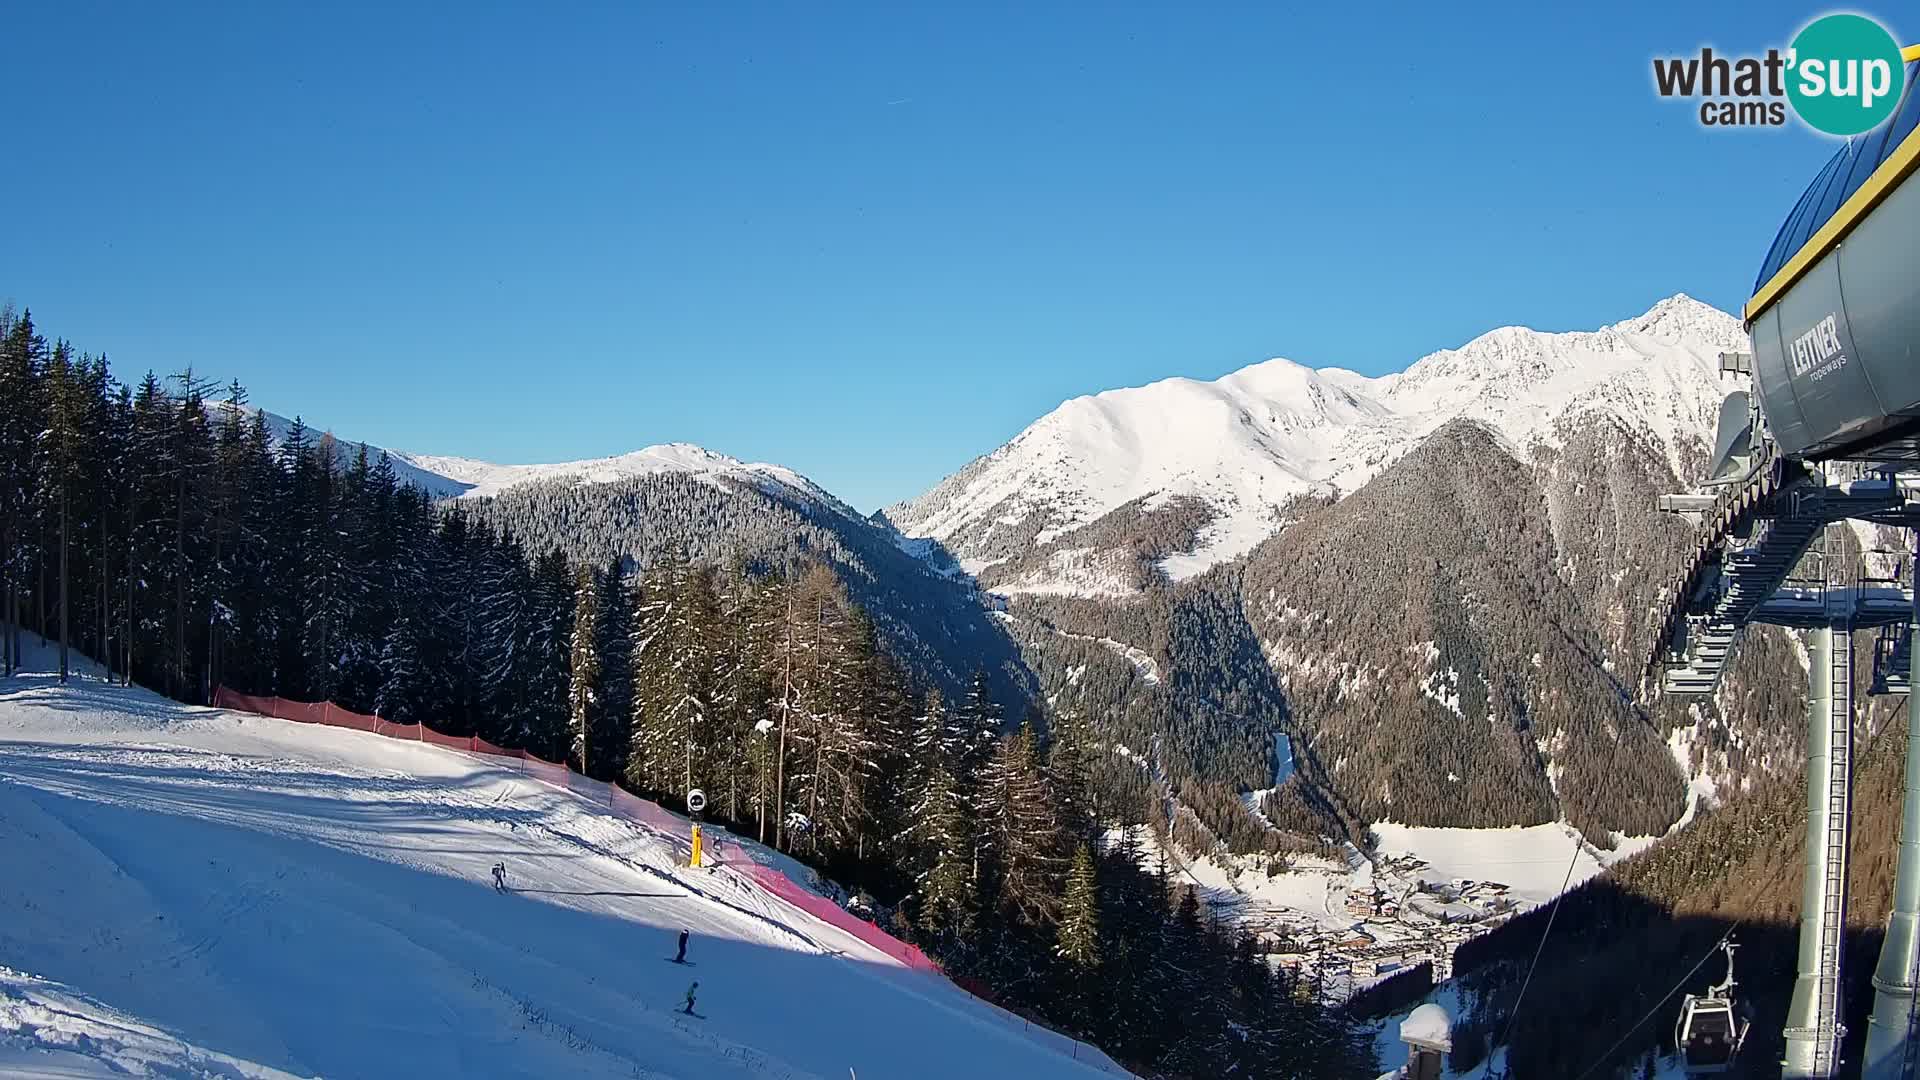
0 651 1125 1079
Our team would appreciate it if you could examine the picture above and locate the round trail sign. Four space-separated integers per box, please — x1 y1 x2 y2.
686 789 706 814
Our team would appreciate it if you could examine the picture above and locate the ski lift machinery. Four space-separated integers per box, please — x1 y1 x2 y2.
1675 939 1749 1075
1645 41 1920 1080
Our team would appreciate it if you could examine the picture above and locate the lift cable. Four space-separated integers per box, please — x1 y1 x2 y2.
1494 458 1742 1070
1490 830 1587 1056
1567 923 1742 1080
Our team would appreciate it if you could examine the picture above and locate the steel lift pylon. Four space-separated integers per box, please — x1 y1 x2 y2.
1654 360 1920 1077
1656 462 1920 1078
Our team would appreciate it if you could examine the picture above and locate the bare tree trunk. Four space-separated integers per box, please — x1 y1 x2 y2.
206 500 222 698
775 590 794 851
58 485 69 683
807 594 825 855
173 469 185 700
97 513 108 677
3 515 13 677
757 749 768 844
124 489 136 688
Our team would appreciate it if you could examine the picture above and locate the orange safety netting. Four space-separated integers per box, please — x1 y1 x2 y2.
420 727 472 751
473 735 516 758
520 751 570 788
611 786 684 834
277 699 327 725
219 689 279 717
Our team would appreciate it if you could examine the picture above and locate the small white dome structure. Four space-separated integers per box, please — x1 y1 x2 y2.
1400 1003 1453 1052
1394 1002 1452 1080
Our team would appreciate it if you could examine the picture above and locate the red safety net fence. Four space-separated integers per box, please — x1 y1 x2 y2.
734 861 940 972
209 686 1128 1075
216 688 525 757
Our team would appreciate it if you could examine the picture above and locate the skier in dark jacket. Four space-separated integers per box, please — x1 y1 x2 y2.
491 862 507 892
674 928 690 963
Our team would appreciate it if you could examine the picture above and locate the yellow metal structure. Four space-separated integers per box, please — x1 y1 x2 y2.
1746 45 1920 323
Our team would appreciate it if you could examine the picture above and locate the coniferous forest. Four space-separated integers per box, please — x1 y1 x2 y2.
0 307 1378 1078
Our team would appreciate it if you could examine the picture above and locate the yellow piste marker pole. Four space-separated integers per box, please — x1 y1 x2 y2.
691 823 704 868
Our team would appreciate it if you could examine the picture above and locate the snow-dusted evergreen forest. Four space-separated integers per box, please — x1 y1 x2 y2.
0 306 1379 1078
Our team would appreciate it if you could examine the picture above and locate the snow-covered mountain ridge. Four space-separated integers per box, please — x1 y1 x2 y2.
217 402 859 520
393 442 860 517
888 294 1746 591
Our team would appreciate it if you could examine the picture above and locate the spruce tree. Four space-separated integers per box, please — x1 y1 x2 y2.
376 616 423 722
165 374 215 701
0 311 47 676
1057 843 1100 967
589 556 632 783
1045 705 1099 840
709 558 761 823
977 721 1066 924
628 553 716 797
955 669 1004 884
44 342 83 682
903 690 976 940
568 562 601 775
521 547 574 760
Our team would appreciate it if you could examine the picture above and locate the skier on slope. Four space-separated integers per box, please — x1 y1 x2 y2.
491 862 507 893
681 981 698 1015
674 928 690 964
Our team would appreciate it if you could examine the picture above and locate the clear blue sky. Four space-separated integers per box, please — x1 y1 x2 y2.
0 2 1882 511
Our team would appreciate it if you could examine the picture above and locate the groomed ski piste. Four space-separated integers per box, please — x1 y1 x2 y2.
0 645 1130 1079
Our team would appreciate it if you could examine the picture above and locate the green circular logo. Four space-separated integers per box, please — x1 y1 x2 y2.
1787 14 1907 136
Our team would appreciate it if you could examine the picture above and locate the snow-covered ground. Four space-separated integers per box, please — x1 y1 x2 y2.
1106 811 1657 1009
1140 820 1636 935
891 294 1746 589
1369 822 1631 907
0 650 1122 1080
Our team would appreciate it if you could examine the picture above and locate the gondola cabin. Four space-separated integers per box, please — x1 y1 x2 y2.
1673 940 1748 1075
1675 995 1740 1074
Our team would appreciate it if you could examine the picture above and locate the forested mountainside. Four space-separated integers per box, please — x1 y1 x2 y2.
971 493 1221 598
1241 419 1680 837
451 472 1032 707
1434 688 1912 1078
1001 562 1352 860
208 403 1031 711
0 307 1380 1080
989 408 1828 854
881 295 1822 855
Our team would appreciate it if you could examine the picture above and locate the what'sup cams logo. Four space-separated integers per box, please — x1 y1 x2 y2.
1653 13 1908 135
